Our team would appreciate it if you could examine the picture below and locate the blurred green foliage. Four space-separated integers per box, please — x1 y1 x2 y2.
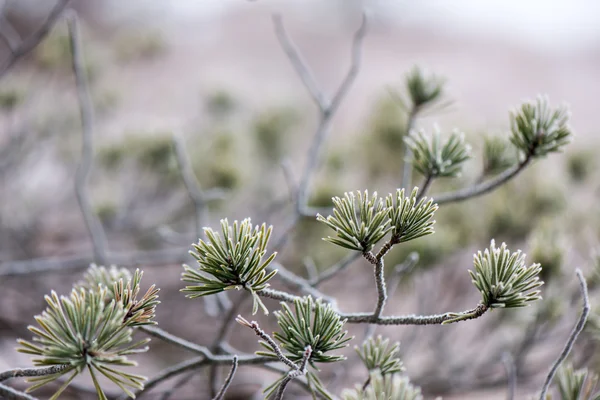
114 29 167 62
0 88 23 111
253 107 300 163
204 89 237 119
566 148 596 183
361 96 408 178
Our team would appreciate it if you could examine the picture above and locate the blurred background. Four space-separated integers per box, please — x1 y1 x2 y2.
1 0 600 399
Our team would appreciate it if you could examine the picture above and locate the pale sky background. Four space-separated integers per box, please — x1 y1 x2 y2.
123 0 600 52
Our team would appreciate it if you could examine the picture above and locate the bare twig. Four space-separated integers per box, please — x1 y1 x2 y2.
401 108 419 190
310 252 360 287
303 257 318 282
0 0 71 78
501 352 516 400
0 13 21 52
272 14 327 109
280 158 297 201
172 134 208 237
212 356 238 400
157 371 197 400
139 325 270 364
0 246 189 276
67 13 108 265
270 12 368 249
433 157 532 205
0 383 37 400
208 294 248 396
275 346 311 400
416 173 433 202
236 316 297 369
539 269 590 400
160 370 196 400
122 356 207 400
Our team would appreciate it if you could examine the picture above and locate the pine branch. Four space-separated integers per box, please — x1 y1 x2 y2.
340 303 488 325
0 365 71 382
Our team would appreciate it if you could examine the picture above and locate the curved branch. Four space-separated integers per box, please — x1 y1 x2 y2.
539 269 590 400
0 0 71 78
433 157 531 205
212 356 238 400
67 13 108 264
0 383 37 400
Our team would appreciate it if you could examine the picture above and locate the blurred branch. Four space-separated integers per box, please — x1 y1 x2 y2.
172 134 223 238
0 383 36 400
539 269 590 400
0 247 189 276
502 352 516 400
401 108 418 190
0 0 71 78
265 12 368 296
0 12 20 52
67 12 108 264
310 252 360 287
272 12 367 218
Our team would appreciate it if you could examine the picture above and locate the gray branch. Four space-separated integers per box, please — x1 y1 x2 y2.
212 355 238 400
538 269 590 400
67 13 108 265
275 346 311 400
340 303 488 325
0 0 71 78
433 157 532 205
0 383 37 400
0 365 70 382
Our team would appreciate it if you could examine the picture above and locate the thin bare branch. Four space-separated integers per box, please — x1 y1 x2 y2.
212 356 238 400
433 157 532 205
139 325 271 364
295 13 368 212
310 252 360 287
272 14 328 109
67 12 108 264
539 269 590 400
502 352 516 400
401 108 419 190
0 13 21 52
172 134 208 237
275 346 311 400
236 316 298 370
0 383 37 400
0 246 189 277
0 0 71 78
121 356 207 400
